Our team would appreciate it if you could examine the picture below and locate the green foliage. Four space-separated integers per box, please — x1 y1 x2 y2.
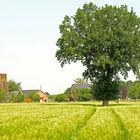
79 91 93 101
16 91 24 102
54 93 67 102
29 92 40 102
125 80 133 88
48 95 56 100
0 89 6 102
56 3 140 104
74 78 88 84
65 88 80 101
92 80 119 100
8 80 21 92
65 87 93 101
128 83 140 99
119 81 126 89
9 91 24 102
10 92 17 102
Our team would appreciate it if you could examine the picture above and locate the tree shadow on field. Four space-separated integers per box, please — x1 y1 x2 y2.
95 103 138 107
39 103 96 107
39 102 140 107
109 104 133 106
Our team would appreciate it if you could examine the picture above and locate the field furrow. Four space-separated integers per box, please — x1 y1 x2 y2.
76 107 126 140
111 108 131 140
70 107 96 139
114 107 140 140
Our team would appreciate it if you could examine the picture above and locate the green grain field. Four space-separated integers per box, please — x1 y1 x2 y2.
0 101 140 140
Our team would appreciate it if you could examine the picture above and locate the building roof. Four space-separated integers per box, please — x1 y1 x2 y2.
21 90 47 97
6 91 19 98
71 84 92 89
45 92 50 95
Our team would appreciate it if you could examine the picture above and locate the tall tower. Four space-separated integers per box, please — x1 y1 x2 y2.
0 74 8 93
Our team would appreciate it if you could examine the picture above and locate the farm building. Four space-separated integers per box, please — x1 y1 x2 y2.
22 90 49 103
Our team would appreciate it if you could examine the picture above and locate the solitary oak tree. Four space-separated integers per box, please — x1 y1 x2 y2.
56 3 140 106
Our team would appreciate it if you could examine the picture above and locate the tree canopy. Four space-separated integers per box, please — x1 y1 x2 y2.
9 91 24 103
128 82 140 99
74 78 88 84
56 3 140 105
8 80 21 92
65 87 93 101
54 93 67 102
16 91 24 102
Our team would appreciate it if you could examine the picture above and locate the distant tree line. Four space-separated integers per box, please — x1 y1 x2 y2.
49 78 140 102
1 78 140 103
49 88 93 102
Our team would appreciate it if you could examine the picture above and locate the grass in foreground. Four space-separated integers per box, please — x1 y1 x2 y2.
0 102 140 140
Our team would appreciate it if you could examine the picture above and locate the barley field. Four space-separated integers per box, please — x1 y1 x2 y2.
0 101 140 140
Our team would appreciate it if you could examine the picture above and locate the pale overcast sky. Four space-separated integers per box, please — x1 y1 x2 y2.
0 0 140 94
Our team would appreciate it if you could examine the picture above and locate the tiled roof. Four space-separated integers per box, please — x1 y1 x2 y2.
72 84 92 89
21 90 47 97
21 90 37 97
6 90 48 98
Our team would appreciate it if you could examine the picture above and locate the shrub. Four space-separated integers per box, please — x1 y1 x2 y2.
29 92 40 102
16 91 24 102
54 94 67 102
128 83 140 99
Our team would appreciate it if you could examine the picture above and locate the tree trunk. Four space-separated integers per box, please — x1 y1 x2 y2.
102 100 109 106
